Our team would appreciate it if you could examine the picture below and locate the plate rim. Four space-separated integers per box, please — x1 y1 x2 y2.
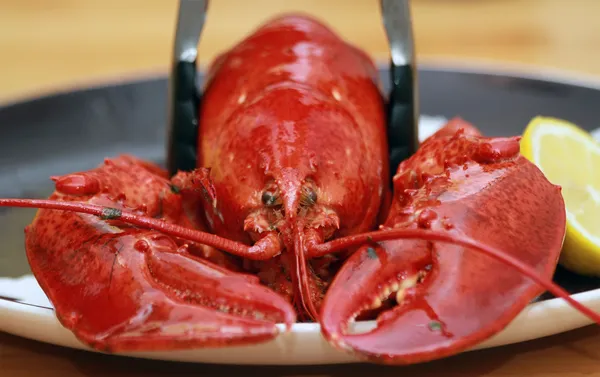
1 279 599 365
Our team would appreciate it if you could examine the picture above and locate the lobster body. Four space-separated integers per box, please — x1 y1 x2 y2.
196 15 389 315
1 14 598 366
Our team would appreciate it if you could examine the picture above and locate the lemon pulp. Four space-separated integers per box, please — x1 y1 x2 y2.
520 116 600 276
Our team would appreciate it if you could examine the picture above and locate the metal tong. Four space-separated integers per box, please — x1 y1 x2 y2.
380 0 419 174
166 0 208 176
166 0 418 179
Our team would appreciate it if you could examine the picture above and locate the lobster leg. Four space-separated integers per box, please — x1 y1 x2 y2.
0 156 295 352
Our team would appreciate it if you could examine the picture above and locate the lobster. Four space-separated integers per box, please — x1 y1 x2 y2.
1 14 600 365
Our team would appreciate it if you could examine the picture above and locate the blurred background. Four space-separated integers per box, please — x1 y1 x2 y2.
1 0 600 103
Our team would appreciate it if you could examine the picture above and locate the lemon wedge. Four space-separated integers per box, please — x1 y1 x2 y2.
520 116 600 276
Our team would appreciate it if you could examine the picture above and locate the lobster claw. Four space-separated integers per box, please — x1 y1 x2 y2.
319 150 568 364
319 234 560 365
5 155 298 353
320 240 439 364
28 216 296 352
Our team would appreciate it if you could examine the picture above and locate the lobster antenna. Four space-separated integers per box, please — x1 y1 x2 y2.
309 227 600 325
0 199 279 261
292 223 321 321
4 198 598 325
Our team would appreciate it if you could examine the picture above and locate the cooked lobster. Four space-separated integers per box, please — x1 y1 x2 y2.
1 14 600 365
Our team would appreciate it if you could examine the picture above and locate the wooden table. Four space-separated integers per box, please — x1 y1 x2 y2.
2 0 600 375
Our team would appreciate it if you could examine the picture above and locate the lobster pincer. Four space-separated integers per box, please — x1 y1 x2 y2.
317 121 570 364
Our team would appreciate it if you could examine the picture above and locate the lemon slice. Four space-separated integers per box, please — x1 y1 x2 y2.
520 116 600 276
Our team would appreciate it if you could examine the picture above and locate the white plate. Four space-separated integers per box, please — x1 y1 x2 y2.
1 61 600 365
1 271 600 365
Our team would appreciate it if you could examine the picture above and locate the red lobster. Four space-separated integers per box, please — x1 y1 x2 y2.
1 14 600 365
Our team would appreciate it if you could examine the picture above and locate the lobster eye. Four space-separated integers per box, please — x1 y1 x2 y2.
300 186 318 207
261 190 279 207
308 188 317 204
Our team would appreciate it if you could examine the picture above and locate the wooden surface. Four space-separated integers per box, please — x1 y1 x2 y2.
2 0 600 375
